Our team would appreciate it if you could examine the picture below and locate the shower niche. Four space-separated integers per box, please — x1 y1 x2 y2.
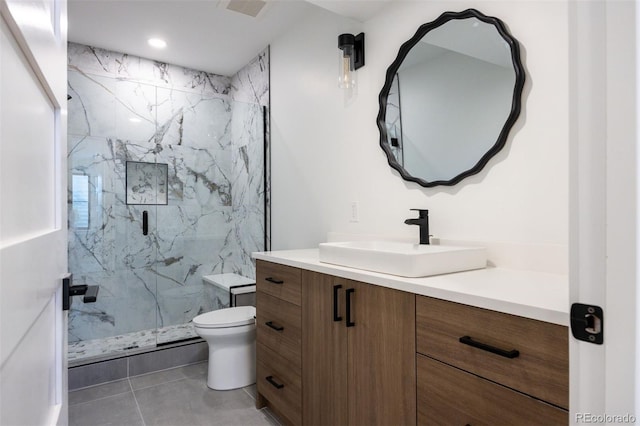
125 161 169 205
67 43 269 363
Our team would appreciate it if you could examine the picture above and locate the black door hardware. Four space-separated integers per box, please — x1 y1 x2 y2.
333 284 342 322
142 210 148 236
346 288 355 327
459 335 520 359
570 303 603 344
265 277 284 284
265 321 284 332
265 375 284 389
63 274 99 311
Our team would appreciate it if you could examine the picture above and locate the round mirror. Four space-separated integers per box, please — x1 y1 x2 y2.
377 9 525 187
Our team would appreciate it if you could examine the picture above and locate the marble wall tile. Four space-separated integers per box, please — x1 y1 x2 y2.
229 50 270 277
231 50 269 106
115 80 157 142
68 43 231 97
68 43 269 352
68 71 117 138
68 268 159 343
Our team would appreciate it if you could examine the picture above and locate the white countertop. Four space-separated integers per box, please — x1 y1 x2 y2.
253 249 569 326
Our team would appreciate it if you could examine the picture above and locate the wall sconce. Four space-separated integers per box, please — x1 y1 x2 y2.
338 33 365 89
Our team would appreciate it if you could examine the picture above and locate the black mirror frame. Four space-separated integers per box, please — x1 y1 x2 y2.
376 8 526 188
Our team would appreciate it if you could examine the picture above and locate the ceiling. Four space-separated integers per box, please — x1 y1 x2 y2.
67 0 393 77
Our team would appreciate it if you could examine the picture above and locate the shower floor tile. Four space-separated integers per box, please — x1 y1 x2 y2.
69 362 280 426
69 322 198 362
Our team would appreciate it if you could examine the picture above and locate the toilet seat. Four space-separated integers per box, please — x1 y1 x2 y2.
193 306 256 329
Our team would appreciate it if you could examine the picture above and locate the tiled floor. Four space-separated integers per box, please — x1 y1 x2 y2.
69 362 280 426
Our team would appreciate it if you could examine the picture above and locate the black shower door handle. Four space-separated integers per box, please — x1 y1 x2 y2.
142 210 148 236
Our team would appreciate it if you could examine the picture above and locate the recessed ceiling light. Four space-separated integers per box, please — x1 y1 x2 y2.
129 117 141 123
148 38 167 49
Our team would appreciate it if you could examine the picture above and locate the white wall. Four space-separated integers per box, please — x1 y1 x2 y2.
400 52 513 182
270 1 569 270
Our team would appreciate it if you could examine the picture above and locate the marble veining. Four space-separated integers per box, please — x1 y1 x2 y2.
68 322 199 363
126 161 168 205
230 49 269 106
68 43 231 97
68 43 268 358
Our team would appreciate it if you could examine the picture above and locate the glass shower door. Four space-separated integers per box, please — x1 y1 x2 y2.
152 89 266 345
67 72 160 361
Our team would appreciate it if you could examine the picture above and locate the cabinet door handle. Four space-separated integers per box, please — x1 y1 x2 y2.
265 277 284 284
333 285 342 322
459 335 520 359
346 288 355 327
265 321 284 332
265 375 284 389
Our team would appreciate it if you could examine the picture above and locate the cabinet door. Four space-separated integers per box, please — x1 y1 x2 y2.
302 271 349 425
347 280 416 426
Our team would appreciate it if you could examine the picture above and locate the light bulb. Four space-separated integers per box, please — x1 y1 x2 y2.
338 52 356 89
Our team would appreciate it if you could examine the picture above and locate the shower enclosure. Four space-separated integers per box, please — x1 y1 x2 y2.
66 43 269 363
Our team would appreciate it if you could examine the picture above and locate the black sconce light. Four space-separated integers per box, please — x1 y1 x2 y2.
338 32 365 89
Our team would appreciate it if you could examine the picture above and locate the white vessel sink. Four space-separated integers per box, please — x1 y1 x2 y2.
318 241 487 278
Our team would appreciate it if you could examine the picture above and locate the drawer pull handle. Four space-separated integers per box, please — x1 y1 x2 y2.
265 375 284 389
265 321 284 332
333 284 342 322
459 335 520 359
265 277 284 284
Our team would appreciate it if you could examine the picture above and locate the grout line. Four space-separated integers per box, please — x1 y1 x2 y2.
241 385 256 401
260 407 281 426
131 375 190 392
129 362 207 391
69 376 129 393
128 378 147 426
68 388 133 407
130 360 206 380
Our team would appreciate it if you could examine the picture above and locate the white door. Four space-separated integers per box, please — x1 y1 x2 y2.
569 0 638 422
0 0 68 425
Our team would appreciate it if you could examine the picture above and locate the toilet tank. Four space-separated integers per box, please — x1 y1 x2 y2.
202 273 256 307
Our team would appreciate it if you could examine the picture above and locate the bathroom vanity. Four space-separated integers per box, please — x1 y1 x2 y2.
253 249 569 425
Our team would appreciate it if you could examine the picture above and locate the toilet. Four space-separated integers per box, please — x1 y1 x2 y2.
193 305 256 390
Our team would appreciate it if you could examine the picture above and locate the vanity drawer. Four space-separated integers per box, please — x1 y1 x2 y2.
256 260 302 306
256 291 302 370
257 342 302 425
417 355 567 425
416 295 568 409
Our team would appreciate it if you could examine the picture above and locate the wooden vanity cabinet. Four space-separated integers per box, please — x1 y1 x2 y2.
255 258 568 426
302 270 416 426
416 295 569 425
255 260 302 425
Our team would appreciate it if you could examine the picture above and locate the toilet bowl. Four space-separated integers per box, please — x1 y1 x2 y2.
193 305 256 390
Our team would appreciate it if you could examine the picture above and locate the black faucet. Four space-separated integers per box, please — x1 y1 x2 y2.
404 209 430 245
